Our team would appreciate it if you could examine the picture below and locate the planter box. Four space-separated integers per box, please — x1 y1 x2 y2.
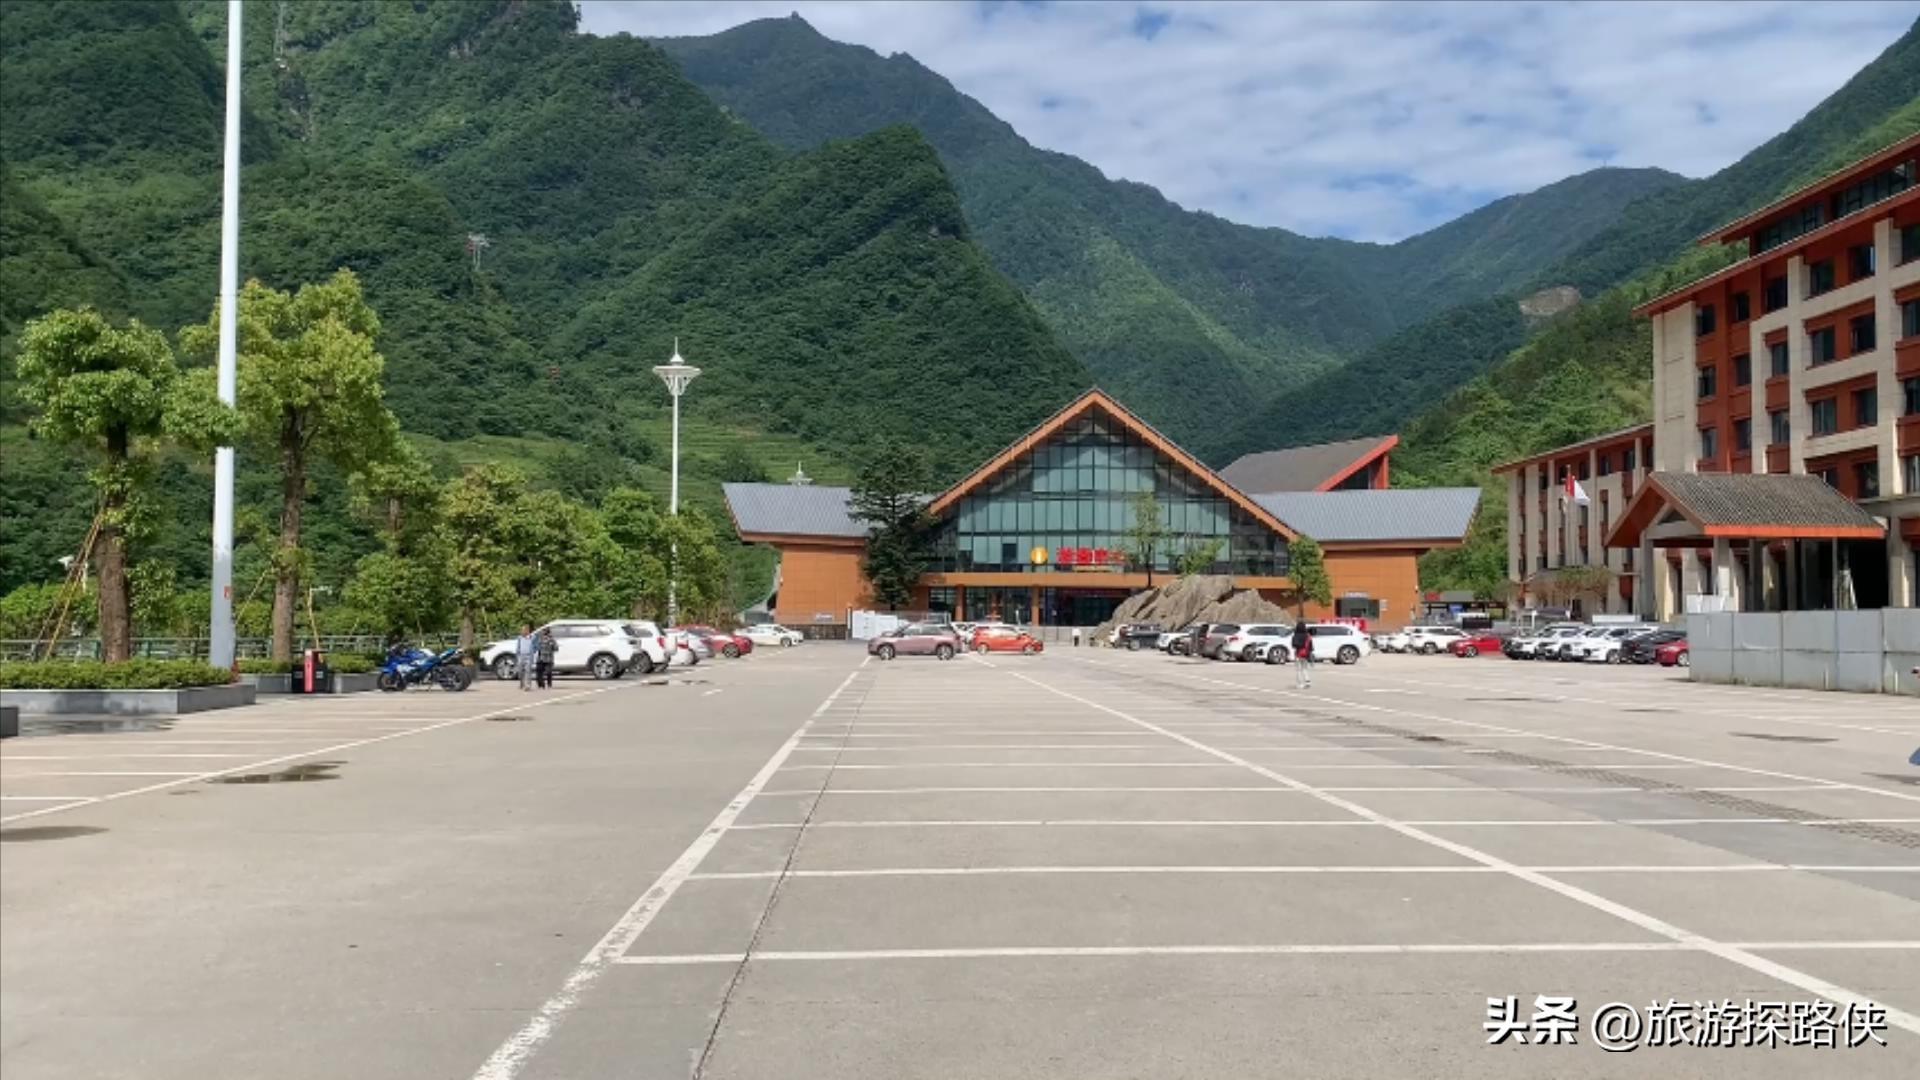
238 672 375 694
330 673 379 694
1 705 17 738
240 673 293 694
0 684 256 716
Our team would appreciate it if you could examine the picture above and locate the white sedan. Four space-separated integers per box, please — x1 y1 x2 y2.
741 624 803 648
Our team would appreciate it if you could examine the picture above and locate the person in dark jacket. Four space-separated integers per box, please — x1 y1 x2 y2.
1290 622 1314 689
534 627 557 689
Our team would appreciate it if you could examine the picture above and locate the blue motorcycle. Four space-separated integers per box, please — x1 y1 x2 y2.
378 644 473 692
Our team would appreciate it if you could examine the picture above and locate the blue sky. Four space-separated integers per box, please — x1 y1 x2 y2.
578 1 1920 243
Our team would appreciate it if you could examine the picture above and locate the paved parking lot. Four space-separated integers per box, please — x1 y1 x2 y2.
4 644 1919 1077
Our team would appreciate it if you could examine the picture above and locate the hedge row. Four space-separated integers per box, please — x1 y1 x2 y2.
235 655 378 675
0 660 236 690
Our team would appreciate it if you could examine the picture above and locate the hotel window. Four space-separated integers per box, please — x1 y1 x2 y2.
1807 259 1835 298
1768 341 1790 377
1733 417 1751 454
1903 222 1920 265
1849 242 1876 282
1903 296 1920 339
1906 376 1920 416
1623 446 1637 471
1732 353 1751 387
1857 461 1880 500
1850 312 1876 354
1695 304 1716 337
1699 427 1718 460
1756 205 1826 254
1906 454 1920 494
1855 386 1878 427
1809 325 1837 366
1731 291 1751 322
1696 364 1717 400
1769 409 1790 446
1811 397 1839 436
1597 453 1612 477
1816 467 1839 488
1763 275 1789 312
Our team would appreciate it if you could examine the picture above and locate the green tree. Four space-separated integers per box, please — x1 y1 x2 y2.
715 444 770 484
600 487 670 618
850 442 934 611
1121 492 1168 586
1288 536 1333 618
1175 536 1225 577
180 270 401 661
437 465 520 648
14 308 179 661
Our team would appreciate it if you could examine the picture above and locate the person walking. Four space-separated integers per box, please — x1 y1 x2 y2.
1290 621 1315 689
515 624 537 691
534 627 557 689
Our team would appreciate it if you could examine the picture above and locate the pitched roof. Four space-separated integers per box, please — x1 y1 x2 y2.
1698 130 1920 246
1606 471 1887 546
924 388 1299 540
1220 435 1398 492
1252 488 1481 545
1490 423 1653 474
723 482 866 541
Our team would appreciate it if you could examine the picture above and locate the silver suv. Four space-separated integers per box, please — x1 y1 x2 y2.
481 619 669 681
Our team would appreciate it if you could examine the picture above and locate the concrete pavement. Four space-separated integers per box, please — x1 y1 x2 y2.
4 644 1920 1077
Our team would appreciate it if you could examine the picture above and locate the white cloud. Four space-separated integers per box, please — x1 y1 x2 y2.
578 0 1919 241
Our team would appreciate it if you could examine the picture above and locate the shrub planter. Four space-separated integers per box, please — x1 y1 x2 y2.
1 705 17 739
329 673 379 694
0 684 256 716
239 673 293 694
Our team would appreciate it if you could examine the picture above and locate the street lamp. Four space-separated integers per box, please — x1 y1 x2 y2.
651 338 701 624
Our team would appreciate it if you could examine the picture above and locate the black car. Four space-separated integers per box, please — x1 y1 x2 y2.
1620 629 1684 664
1117 623 1164 651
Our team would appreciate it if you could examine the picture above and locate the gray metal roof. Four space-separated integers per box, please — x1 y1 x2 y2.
1219 435 1395 493
723 483 866 539
1253 488 1482 543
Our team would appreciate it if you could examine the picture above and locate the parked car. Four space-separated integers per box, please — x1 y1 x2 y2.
1307 623 1372 665
1218 624 1291 662
668 628 710 665
973 626 1045 654
1655 638 1691 667
741 624 803 648
1404 626 1469 655
1570 625 1661 664
674 625 750 658
1446 632 1506 658
1503 624 1584 659
1112 623 1165 650
869 623 965 660
481 619 667 681
622 621 689 670
1621 629 1685 664
1155 631 1185 652
1199 623 1243 659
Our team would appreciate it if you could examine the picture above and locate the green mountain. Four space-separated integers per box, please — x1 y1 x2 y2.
0 0 1087 594
653 15 1683 446
1210 18 1920 472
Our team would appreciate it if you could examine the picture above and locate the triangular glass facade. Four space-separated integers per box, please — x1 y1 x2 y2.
929 406 1291 576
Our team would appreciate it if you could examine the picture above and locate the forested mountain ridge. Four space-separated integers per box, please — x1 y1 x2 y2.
0 0 1086 596
654 14 1685 446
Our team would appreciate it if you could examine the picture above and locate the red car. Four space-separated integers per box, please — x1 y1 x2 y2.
675 625 752 658
972 627 1044 654
1447 632 1506 658
1655 639 1690 667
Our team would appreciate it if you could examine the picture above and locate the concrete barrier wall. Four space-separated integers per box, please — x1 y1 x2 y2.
1686 610 1919 695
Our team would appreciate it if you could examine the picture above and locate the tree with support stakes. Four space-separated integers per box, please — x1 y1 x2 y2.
1288 536 1333 619
851 443 934 612
180 270 402 662
15 309 182 663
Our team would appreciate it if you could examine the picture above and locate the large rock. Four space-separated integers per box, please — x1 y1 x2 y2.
1092 574 1291 642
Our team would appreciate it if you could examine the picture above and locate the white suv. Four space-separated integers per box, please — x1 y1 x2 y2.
1306 623 1372 665
741 624 803 648
480 619 668 681
1570 625 1658 664
1401 626 1468 655
1218 624 1292 661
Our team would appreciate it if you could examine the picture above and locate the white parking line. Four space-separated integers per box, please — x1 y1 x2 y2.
686 863 1919 881
1003 661 1920 1037
614 939 1920 966
725 816 1920 830
0 680 645 825
0 795 92 802
468 659 870 1080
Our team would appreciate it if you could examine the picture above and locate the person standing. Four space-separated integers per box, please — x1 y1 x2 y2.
534 627 557 689
515 624 537 691
1290 622 1314 689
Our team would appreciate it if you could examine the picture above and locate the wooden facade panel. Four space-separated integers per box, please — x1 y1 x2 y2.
771 545 871 627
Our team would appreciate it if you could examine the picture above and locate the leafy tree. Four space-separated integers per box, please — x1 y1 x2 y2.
1121 492 1168 586
600 487 670 618
437 465 522 648
14 308 179 661
180 270 402 661
716 443 771 484
1175 535 1224 577
850 441 934 611
1288 536 1333 618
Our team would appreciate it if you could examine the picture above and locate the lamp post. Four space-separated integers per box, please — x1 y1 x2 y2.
651 338 700 625
209 0 243 671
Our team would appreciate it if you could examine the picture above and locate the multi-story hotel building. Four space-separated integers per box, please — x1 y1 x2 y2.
1499 133 1919 618
1495 423 1654 615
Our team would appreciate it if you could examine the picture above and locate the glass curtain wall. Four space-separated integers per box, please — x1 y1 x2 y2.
928 409 1291 576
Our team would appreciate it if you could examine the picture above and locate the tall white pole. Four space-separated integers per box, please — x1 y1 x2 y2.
209 0 242 669
668 390 680 625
